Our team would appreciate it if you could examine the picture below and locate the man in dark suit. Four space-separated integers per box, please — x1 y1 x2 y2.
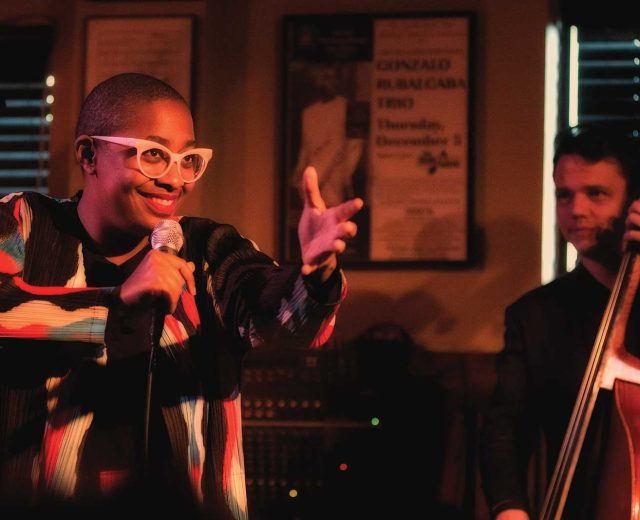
479 124 640 519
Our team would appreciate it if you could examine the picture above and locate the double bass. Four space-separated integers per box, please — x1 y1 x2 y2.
541 249 640 519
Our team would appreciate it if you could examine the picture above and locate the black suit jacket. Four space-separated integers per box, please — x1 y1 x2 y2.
479 263 623 518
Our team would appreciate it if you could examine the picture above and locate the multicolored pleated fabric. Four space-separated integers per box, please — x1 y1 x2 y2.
0 191 344 519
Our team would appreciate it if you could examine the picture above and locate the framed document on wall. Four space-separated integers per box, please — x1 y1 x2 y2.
84 16 195 104
281 12 475 268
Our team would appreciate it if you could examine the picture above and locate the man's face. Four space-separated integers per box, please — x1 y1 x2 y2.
311 66 338 100
86 99 197 238
554 154 628 258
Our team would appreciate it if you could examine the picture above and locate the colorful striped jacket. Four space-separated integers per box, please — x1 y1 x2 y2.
0 191 343 518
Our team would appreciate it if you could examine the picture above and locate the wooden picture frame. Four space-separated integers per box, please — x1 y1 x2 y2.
84 16 195 105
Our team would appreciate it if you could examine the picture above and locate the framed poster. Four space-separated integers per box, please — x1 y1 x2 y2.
282 12 474 267
84 16 195 104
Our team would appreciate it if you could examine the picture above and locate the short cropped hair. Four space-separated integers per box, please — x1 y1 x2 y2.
75 73 188 138
553 124 640 201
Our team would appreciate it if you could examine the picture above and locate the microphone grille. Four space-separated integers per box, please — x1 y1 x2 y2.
151 219 184 253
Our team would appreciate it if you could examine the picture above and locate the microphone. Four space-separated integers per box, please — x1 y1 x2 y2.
148 219 184 341
149 218 184 324
144 219 184 461
150 219 184 256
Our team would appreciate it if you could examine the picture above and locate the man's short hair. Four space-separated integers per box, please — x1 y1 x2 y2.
75 73 188 138
553 123 640 200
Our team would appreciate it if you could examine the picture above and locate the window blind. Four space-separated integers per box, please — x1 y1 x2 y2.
557 0 640 132
576 27 640 134
0 25 54 197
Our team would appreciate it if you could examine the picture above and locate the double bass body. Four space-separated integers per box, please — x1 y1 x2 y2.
541 252 640 519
